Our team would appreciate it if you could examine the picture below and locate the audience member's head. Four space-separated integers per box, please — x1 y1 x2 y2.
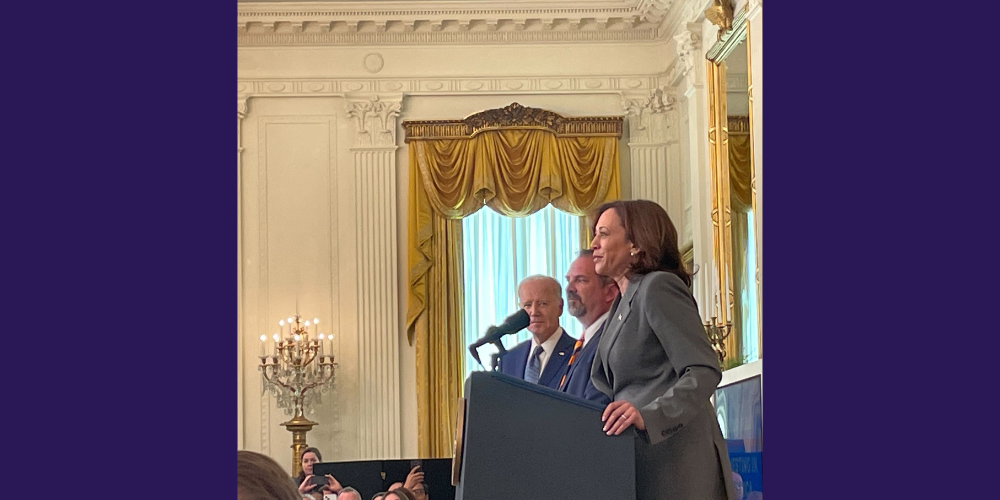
299 447 323 479
517 275 563 343
238 450 301 500
383 488 416 500
371 492 388 500
731 471 745 500
387 482 403 492
565 249 618 328
337 487 362 500
410 481 428 500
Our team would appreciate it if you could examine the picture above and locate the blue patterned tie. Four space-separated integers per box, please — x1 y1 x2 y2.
524 345 544 384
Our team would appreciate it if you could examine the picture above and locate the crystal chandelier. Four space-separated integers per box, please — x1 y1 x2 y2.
259 313 337 477
259 314 337 418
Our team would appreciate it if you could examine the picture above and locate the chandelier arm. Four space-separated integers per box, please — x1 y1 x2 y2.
261 367 297 394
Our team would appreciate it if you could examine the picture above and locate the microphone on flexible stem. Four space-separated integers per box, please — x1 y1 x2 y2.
468 309 530 368
468 326 498 366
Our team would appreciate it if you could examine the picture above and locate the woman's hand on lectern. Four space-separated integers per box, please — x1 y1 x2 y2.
602 400 646 435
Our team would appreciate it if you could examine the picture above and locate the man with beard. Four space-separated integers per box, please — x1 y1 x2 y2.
558 250 619 404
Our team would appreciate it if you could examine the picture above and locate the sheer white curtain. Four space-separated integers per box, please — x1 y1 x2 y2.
740 210 760 362
462 204 583 379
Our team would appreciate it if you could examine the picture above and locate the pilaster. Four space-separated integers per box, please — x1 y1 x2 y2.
622 88 683 229
344 94 402 459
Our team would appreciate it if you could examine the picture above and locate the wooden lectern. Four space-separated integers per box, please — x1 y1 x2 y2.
453 371 636 500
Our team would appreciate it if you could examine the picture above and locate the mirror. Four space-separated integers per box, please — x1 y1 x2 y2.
705 2 760 367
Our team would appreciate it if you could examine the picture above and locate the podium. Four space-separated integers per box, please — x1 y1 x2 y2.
453 371 635 500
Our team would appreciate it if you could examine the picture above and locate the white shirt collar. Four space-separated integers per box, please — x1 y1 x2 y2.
583 311 610 346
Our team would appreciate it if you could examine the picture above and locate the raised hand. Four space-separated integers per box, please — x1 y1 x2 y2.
403 465 425 492
298 475 318 494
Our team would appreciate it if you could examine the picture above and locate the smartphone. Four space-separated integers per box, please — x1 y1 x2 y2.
409 459 422 470
310 475 329 488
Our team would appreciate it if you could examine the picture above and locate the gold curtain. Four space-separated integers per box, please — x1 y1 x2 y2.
728 116 752 361
407 128 620 457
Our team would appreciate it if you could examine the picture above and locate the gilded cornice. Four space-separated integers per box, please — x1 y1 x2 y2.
402 102 623 142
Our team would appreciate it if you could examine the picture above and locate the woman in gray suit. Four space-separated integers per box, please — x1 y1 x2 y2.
589 200 736 500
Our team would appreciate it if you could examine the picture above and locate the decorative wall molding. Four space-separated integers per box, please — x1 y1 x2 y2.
236 0 695 45
636 0 676 23
653 0 706 40
622 87 677 145
363 53 385 74
345 95 402 148
238 98 249 120
238 27 659 45
673 23 702 79
237 75 658 99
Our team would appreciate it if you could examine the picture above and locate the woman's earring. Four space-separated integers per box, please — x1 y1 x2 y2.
630 251 635 256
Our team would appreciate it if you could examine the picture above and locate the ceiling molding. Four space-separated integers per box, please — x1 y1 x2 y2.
237 0 706 46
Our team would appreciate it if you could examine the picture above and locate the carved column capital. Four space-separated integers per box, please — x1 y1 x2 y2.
238 97 249 120
673 23 702 79
622 87 677 144
345 95 402 149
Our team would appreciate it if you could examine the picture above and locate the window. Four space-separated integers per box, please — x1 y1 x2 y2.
462 204 583 380
740 210 759 362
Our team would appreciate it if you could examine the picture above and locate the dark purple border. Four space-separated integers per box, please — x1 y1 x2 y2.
755 3 955 497
761 6 848 499
4 3 232 498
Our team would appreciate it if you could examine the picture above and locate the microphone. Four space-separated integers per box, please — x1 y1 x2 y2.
468 309 531 366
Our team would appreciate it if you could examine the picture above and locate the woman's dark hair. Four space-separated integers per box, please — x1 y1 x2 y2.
386 487 417 500
590 199 691 286
301 447 322 461
294 446 323 482
238 450 302 500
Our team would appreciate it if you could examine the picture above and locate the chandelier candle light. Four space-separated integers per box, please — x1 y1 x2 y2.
259 314 336 477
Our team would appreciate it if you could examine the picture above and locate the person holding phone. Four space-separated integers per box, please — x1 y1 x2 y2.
292 447 342 499
386 464 425 500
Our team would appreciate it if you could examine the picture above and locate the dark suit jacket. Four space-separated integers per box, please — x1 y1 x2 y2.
561 319 612 405
498 329 575 389
592 271 736 500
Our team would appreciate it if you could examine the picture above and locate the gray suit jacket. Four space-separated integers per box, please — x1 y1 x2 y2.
591 271 736 500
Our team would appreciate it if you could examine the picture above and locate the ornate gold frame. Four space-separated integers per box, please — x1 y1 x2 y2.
705 3 760 363
402 102 623 142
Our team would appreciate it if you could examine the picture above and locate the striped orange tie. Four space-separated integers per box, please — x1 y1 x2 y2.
557 333 586 391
